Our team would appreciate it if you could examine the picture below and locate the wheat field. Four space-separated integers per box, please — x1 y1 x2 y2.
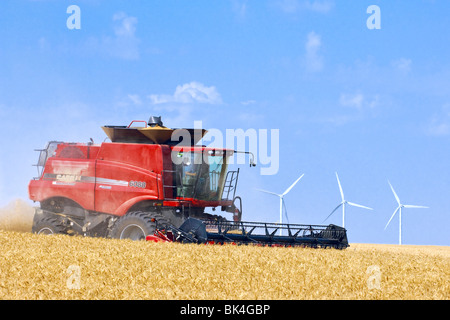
0 200 449 300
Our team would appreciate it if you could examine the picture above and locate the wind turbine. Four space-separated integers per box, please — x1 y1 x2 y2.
324 172 373 228
385 181 428 245
256 174 304 235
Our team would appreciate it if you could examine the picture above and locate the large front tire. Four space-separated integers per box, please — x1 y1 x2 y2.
110 211 169 240
32 216 67 235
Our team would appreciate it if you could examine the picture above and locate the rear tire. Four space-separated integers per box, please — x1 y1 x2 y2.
110 211 170 240
32 216 67 235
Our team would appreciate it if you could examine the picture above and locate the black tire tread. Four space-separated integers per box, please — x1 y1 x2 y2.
32 216 67 235
110 211 170 240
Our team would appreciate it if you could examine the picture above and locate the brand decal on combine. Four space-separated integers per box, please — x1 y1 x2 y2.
43 173 139 188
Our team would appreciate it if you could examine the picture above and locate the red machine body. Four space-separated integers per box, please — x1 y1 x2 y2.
28 118 243 239
29 143 235 216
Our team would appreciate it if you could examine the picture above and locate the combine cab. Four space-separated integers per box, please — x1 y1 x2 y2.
28 116 349 249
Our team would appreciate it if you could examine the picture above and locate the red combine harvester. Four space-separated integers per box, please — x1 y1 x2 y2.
28 116 349 248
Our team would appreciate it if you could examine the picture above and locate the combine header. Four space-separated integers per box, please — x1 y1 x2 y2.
28 116 349 249
148 218 349 249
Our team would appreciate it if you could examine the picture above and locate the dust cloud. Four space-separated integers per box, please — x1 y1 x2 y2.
0 199 35 232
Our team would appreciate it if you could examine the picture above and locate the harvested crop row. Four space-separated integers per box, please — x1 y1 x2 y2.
0 230 448 300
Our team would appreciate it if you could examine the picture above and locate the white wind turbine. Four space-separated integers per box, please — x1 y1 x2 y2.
256 174 304 235
324 172 373 228
385 181 428 245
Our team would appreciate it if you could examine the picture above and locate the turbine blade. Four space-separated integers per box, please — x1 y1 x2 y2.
403 205 428 209
385 206 400 230
323 203 343 223
335 172 344 201
255 189 280 197
347 202 373 210
282 174 304 196
388 181 401 205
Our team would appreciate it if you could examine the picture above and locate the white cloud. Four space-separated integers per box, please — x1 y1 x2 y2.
428 121 450 136
276 0 300 13
82 12 140 60
321 114 356 126
304 31 324 72
240 100 256 106
319 93 380 126
231 0 248 19
392 58 412 72
339 93 379 110
146 82 223 128
275 0 334 14
38 37 49 51
127 94 142 106
238 112 264 123
303 0 334 13
108 12 140 60
113 12 138 37
149 82 222 105
427 105 450 136
340 93 364 109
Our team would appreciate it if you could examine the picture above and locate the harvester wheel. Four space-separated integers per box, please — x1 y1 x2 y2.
32 216 67 235
110 211 169 241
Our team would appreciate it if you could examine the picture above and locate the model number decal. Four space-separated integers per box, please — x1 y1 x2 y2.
129 180 146 188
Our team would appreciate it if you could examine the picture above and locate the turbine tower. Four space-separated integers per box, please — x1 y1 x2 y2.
385 181 428 245
324 172 373 228
257 174 304 235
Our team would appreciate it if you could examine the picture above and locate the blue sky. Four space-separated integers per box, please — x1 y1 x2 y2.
1 0 449 245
